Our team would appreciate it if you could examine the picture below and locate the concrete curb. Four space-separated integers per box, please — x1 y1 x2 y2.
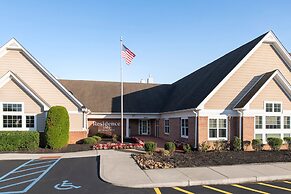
0 150 98 160
98 151 291 188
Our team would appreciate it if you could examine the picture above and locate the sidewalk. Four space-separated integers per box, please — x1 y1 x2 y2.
0 150 98 160
98 150 291 188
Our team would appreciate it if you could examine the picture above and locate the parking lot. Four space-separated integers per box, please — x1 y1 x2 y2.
0 156 290 194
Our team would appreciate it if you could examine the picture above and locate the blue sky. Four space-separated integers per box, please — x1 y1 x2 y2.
0 0 290 84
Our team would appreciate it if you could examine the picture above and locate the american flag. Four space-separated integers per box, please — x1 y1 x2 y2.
121 44 136 65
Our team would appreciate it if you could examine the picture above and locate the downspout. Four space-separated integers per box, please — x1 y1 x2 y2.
237 109 244 149
193 109 200 149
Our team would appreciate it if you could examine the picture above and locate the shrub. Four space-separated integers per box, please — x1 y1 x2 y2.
144 141 157 153
267 137 283 151
164 142 176 154
83 137 97 145
283 137 291 150
213 140 228 151
233 136 241 151
199 141 211 152
112 134 118 143
45 106 69 149
252 139 262 151
161 149 171 157
0 131 39 151
183 144 192 153
92 135 102 143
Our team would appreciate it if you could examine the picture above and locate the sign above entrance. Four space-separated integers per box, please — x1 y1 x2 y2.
92 121 120 129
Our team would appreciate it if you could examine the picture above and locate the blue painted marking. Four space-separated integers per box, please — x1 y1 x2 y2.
22 158 60 193
54 180 81 190
0 170 45 183
23 160 56 167
13 164 51 174
0 158 60 194
0 179 36 190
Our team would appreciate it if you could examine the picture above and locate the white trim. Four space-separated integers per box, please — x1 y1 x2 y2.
0 38 84 109
197 31 291 110
0 71 50 111
87 114 160 119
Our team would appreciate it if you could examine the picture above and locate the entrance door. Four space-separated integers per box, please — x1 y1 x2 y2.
139 120 149 135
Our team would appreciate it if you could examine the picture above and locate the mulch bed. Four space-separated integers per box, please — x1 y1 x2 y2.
0 144 92 154
132 150 291 170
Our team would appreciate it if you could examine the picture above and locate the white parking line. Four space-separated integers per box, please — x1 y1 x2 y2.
0 158 60 194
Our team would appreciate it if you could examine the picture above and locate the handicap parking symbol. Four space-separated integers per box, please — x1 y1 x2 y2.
54 180 81 191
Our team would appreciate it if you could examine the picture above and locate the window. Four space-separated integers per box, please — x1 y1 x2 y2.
181 118 188 138
274 103 281 112
284 116 290 129
266 133 281 139
265 103 273 112
265 116 281 129
255 134 263 141
3 115 22 128
3 103 22 112
208 118 227 139
26 116 35 128
255 116 263 129
265 102 281 113
209 119 217 138
164 119 169 134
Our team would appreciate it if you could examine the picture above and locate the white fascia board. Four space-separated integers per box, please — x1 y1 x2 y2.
197 31 291 110
199 109 240 117
0 71 50 111
1 38 84 109
87 114 160 119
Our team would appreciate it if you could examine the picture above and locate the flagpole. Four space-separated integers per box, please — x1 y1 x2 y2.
120 36 124 144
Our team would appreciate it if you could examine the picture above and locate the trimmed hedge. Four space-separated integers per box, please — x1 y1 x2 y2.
45 106 69 149
0 131 39 151
92 135 102 143
252 139 262 151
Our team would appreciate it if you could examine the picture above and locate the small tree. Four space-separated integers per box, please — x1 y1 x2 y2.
164 142 176 154
283 137 291 150
45 106 69 149
232 136 241 151
267 137 283 151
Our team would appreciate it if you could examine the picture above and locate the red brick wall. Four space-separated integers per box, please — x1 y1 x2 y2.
242 116 254 142
69 131 88 144
198 116 208 144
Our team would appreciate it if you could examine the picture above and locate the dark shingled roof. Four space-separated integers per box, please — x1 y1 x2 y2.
60 32 268 113
59 80 171 113
161 32 267 112
234 70 276 109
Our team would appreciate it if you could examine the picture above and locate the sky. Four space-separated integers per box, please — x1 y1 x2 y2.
0 0 290 84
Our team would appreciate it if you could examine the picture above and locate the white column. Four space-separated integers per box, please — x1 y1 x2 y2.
126 118 130 138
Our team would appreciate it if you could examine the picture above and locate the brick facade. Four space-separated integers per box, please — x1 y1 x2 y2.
242 116 255 142
69 131 88 144
198 116 208 144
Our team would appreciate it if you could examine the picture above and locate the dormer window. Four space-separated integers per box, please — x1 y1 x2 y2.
265 102 281 113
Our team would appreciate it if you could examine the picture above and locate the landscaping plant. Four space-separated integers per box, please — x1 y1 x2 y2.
144 141 157 153
0 131 39 151
243 140 251 151
233 136 241 151
92 135 102 143
283 137 291 150
267 137 283 151
199 141 210 152
112 134 118 143
83 137 97 145
252 139 262 151
213 140 228 151
183 143 192 153
164 142 176 154
45 106 69 149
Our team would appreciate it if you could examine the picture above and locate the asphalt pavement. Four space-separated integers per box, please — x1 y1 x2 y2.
0 156 290 194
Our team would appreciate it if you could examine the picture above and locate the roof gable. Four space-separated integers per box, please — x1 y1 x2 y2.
0 71 50 110
0 39 84 109
234 70 291 109
161 32 268 112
